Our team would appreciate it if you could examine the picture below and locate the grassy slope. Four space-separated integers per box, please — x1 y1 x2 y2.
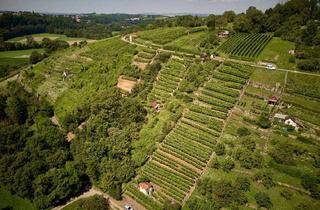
137 27 191 45
258 37 296 69
164 31 207 54
132 109 174 166
0 49 45 58
21 36 136 122
0 189 36 210
7 33 90 43
0 49 45 68
250 67 285 87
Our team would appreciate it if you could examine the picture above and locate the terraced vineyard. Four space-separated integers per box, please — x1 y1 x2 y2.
136 47 157 62
125 62 253 209
149 57 186 103
136 26 207 45
218 33 273 58
133 47 157 69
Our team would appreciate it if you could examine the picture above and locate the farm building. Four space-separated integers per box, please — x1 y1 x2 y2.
268 95 279 105
284 117 304 131
150 101 160 112
218 30 230 38
288 50 295 55
139 182 153 196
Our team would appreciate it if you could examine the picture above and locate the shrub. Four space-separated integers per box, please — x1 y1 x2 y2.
257 115 271 129
210 158 220 169
252 171 275 189
240 138 256 151
280 189 293 200
237 127 251 137
254 192 272 209
234 177 251 192
221 157 235 172
215 143 226 156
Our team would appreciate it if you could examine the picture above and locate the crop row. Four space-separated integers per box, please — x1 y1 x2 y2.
181 118 220 137
198 94 234 110
165 135 209 162
201 89 237 104
169 131 212 156
218 33 273 58
159 145 205 169
213 72 246 84
204 82 240 97
139 170 185 202
184 111 223 132
220 66 250 79
145 162 193 188
218 33 248 53
126 184 162 210
138 51 155 60
189 104 228 119
152 152 199 177
175 124 217 148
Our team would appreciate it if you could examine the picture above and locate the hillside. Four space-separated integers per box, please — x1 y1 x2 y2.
1 0 320 209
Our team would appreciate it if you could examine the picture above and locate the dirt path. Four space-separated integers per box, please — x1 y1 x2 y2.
52 187 143 210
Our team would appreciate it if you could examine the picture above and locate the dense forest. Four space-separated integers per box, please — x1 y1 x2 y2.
0 12 161 41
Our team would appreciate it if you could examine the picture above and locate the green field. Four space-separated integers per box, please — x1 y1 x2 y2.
0 48 45 59
7 33 92 43
21 36 135 122
164 31 207 54
259 37 296 69
0 189 36 210
250 67 286 87
0 49 45 68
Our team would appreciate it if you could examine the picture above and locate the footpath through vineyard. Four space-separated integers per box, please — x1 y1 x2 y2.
125 61 253 209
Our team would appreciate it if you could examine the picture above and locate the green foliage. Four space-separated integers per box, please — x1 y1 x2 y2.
237 127 251 137
286 72 320 99
252 171 275 189
234 177 251 192
0 82 85 209
254 192 272 209
71 89 146 199
240 137 256 151
233 148 263 169
214 143 226 156
220 157 235 172
269 140 304 165
29 50 45 64
256 115 271 129
301 174 320 199
198 179 248 208
163 201 181 210
62 195 109 210
186 197 219 210
280 189 293 200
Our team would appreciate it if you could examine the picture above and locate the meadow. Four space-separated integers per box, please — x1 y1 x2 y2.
164 31 208 54
258 37 296 69
7 33 92 44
